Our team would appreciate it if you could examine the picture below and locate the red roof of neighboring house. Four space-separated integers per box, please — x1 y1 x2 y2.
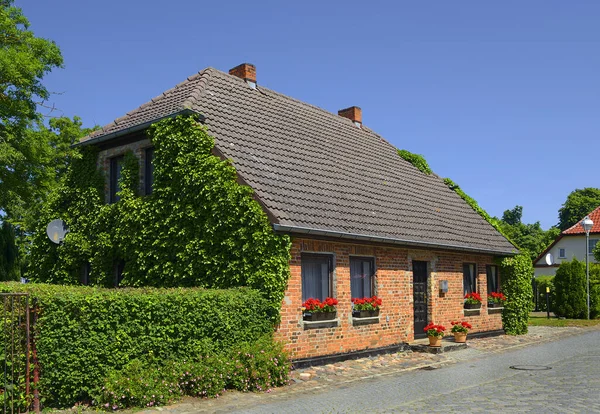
562 205 600 235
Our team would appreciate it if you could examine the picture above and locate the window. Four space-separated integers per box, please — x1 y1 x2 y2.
589 239 599 255
559 248 566 259
350 257 374 298
301 254 333 302
114 260 125 287
463 263 477 295
81 262 91 286
145 147 154 195
486 265 499 294
109 156 124 203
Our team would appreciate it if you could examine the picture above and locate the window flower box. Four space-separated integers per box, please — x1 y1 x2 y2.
464 292 482 309
303 311 336 321
352 309 380 318
302 297 338 321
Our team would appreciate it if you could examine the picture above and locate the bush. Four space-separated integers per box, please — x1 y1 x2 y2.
534 276 555 312
93 335 290 410
554 259 587 318
0 283 278 408
499 253 533 335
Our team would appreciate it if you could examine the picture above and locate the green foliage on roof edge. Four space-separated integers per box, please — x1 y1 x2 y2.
26 115 291 320
397 149 433 175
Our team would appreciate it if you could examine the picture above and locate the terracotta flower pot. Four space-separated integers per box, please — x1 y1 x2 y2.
454 332 467 343
428 335 442 347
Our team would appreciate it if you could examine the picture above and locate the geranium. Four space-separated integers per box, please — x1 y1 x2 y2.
464 292 482 305
488 292 507 303
450 320 472 334
423 322 446 338
352 296 382 311
302 297 338 313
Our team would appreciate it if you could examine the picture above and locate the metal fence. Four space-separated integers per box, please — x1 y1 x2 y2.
1 293 33 413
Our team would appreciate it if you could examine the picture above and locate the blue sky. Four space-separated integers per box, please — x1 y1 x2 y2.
17 0 600 229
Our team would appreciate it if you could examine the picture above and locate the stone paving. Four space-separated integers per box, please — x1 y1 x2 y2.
131 325 596 413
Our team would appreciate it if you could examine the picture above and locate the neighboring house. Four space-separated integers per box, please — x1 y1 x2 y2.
78 63 516 360
533 206 600 277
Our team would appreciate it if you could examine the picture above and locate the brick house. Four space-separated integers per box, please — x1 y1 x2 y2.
78 63 517 361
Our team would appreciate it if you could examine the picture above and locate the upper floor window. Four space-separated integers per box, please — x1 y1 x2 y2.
589 239 599 255
145 147 154 195
350 257 375 298
559 248 566 259
486 265 499 294
301 253 333 302
109 156 124 203
463 263 477 295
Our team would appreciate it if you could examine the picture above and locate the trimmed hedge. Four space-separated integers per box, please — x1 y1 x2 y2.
499 253 533 335
0 283 278 408
554 259 587 319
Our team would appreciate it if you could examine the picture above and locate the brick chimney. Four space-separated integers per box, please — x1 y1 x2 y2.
229 63 257 88
338 106 362 127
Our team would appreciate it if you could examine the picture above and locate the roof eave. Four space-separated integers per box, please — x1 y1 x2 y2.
73 108 198 148
273 224 518 256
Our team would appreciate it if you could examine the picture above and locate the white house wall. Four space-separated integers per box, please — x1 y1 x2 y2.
534 234 600 277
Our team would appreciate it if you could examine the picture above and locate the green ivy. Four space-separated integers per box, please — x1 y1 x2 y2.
443 178 517 248
27 115 291 318
499 253 533 334
397 149 432 175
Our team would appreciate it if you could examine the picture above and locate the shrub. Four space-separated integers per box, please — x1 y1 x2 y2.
93 335 290 410
534 275 555 312
0 283 276 408
554 259 587 319
499 253 533 335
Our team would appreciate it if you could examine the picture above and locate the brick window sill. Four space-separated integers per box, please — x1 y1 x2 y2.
303 319 340 330
464 308 481 316
352 316 380 326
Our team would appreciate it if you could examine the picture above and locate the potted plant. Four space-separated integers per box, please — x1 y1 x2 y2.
352 296 382 318
450 320 472 343
487 292 507 308
302 297 338 321
423 322 446 347
464 292 482 309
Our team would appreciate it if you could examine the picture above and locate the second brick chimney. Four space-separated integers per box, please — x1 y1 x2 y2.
229 63 257 88
338 106 362 127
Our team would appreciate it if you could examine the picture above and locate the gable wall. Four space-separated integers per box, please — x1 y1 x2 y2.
276 237 503 360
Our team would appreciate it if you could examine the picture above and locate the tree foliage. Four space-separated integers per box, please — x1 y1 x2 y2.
496 205 560 261
499 253 533 335
0 0 64 219
27 116 291 318
558 188 600 231
0 221 19 280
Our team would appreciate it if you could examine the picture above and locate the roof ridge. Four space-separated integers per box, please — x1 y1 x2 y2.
562 204 600 234
181 67 214 110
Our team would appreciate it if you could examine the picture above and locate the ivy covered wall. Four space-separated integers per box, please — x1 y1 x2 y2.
27 116 291 317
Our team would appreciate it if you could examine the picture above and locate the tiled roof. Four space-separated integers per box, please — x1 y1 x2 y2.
81 67 517 255
562 205 600 235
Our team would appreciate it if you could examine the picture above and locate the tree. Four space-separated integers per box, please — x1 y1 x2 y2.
502 205 523 226
497 205 560 261
558 188 600 231
0 0 63 220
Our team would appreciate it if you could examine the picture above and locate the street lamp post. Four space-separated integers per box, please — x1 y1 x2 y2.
581 215 594 320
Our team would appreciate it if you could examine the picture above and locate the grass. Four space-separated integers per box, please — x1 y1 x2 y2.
528 315 600 327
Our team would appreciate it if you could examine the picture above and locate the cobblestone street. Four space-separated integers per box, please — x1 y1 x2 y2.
136 325 600 413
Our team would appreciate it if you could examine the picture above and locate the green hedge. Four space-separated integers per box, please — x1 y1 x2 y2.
554 259 587 318
0 283 277 408
499 253 533 335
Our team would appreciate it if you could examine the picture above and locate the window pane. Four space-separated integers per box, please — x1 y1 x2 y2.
589 239 598 254
145 148 154 195
110 156 124 203
463 263 476 295
351 257 373 298
301 254 331 301
486 265 498 293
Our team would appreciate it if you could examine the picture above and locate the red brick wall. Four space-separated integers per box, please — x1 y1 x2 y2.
275 237 503 360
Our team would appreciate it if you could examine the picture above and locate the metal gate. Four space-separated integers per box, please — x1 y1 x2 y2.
1 293 31 414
